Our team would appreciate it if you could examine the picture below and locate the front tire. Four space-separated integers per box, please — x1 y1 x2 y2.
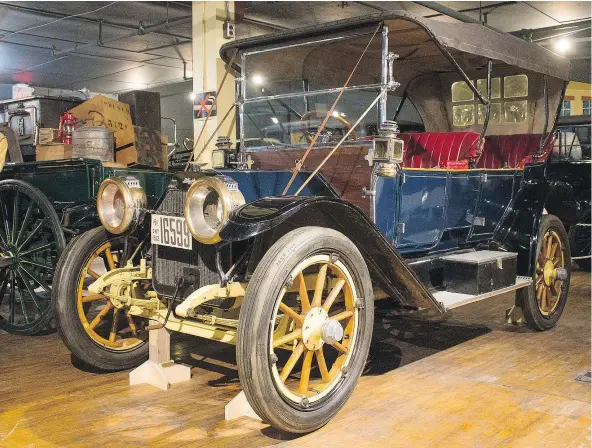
53 227 148 371
521 214 571 331
237 227 373 433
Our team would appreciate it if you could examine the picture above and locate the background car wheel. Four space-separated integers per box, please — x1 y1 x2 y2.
568 211 591 271
237 227 373 433
0 179 65 335
520 214 571 331
53 227 148 371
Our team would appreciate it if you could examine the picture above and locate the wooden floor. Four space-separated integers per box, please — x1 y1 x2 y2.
1 270 590 447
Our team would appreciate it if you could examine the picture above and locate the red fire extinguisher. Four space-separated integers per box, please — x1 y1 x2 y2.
58 111 77 144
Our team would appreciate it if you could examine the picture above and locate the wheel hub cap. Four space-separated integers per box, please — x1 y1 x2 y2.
302 307 328 351
301 307 344 351
543 260 556 286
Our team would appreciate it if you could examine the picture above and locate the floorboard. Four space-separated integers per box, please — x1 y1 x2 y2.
0 270 589 447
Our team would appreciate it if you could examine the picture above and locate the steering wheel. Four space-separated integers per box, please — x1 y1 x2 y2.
299 109 357 144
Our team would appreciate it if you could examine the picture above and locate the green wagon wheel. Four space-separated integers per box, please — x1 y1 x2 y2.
0 180 65 335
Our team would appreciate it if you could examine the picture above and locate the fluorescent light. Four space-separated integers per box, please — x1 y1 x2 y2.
554 38 571 53
189 92 196 101
332 111 339 117
340 112 347 117
271 117 279 124
252 74 265 85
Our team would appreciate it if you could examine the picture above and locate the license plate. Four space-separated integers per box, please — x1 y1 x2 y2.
151 214 192 250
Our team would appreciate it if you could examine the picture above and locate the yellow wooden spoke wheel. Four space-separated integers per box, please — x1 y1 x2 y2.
237 227 373 433
54 227 149 371
76 241 145 351
270 255 358 404
520 214 571 331
534 229 567 317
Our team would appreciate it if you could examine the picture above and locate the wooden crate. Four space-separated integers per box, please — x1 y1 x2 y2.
36 144 72 161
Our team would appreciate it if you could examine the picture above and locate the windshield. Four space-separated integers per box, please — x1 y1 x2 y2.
240 30 422 149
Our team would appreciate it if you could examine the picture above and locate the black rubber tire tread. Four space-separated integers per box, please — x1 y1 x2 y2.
0 179 65 335
520 214 571 331
237 226 374 433
53 227 148 371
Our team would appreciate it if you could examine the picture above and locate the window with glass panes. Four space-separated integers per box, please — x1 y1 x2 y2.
583 98 591 116
561 99 572 117
452 74 528 127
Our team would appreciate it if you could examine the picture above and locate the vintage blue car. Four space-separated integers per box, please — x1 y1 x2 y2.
54 12 573 433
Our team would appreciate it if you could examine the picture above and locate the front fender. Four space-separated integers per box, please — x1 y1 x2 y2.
220 196 444 312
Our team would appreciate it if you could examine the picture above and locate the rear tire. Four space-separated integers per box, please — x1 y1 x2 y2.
237 227 373 433
54 227 148 371
521 214 571 331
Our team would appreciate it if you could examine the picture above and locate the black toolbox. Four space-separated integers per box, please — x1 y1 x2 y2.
441 250 517 295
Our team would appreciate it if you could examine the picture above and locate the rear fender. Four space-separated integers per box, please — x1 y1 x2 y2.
220 196 444 312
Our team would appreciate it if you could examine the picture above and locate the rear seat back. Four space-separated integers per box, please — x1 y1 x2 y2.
398 132 480 169
478 134 555 169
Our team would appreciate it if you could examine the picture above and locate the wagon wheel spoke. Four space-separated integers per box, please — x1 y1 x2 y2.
87 268 101 280
8 272 16 324
109 308 120 343
273 328 302 348
329 310 354 322
81 294 107 303
279 302 304 325
11 191 20 243
280 341 305 383
19 241 55 258
315 348 330 383
18 273 44 314
125 311 138 336
0 271 8 307
323 278 345 312
15 277 30 325
1 200 11 244
311 264 328 308
18 218 48 251
18 265 50 294
20 257 53 271
297 272 311 313
299 350 314 394
89 303 113 330
330 341 349 354
15 201 34 247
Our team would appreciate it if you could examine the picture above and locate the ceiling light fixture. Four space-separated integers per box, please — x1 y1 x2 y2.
554 38 571 53
252 74 265 85
271 117 279 124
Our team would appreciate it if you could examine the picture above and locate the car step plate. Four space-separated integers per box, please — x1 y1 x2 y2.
434 276 532 311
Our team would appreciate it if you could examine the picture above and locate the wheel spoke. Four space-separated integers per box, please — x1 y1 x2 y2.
18 265 50 294
9 272 15 323
0 271 8 306
81 294 107 303
299 350 314 394
19 241 55 258
89 303 113 330
11 191 19 243
18 218 48 251
126 311 138 336
16 277 30 325
104 247 116 270
330 341 349 354
87 268 101 280
279 302 303 325
273 328 302 349
18 273 44 313
330 310 354 322
280 341 304 383
322 279 345 312
297 272 311 313
15 201 34 247
109 309 120 342
549 241 558 258
312 264 328 308
541 286 548 311
1 200 11 244
20 257 53 271
315 348 330 383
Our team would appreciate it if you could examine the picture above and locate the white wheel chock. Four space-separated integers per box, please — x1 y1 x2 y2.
225 391 262 422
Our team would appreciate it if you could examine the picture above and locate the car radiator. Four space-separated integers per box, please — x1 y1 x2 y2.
152 187 229 298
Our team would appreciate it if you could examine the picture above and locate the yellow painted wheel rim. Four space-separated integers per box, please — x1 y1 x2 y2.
269 254 358 404
76 241 145 350
535 230 565 317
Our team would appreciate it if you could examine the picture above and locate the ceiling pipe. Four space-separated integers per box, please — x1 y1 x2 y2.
414 2 482 24
52 15 193 57
0 2 191 41
240 17 290 31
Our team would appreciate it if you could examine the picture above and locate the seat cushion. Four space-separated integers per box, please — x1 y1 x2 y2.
398 132 480 168
478 134 556 169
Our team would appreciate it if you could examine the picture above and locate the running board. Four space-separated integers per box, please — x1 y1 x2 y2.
433 276 532 311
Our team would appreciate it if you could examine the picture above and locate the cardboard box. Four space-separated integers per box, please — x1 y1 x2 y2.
36 144 72 161
69 95 134 156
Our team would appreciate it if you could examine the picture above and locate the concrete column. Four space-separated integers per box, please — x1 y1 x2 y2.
192 1 236 168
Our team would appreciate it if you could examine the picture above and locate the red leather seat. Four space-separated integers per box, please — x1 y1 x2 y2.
398 132 480 169
478 134 556 169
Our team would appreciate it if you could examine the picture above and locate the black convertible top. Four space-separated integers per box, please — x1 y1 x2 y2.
220 11 570 81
